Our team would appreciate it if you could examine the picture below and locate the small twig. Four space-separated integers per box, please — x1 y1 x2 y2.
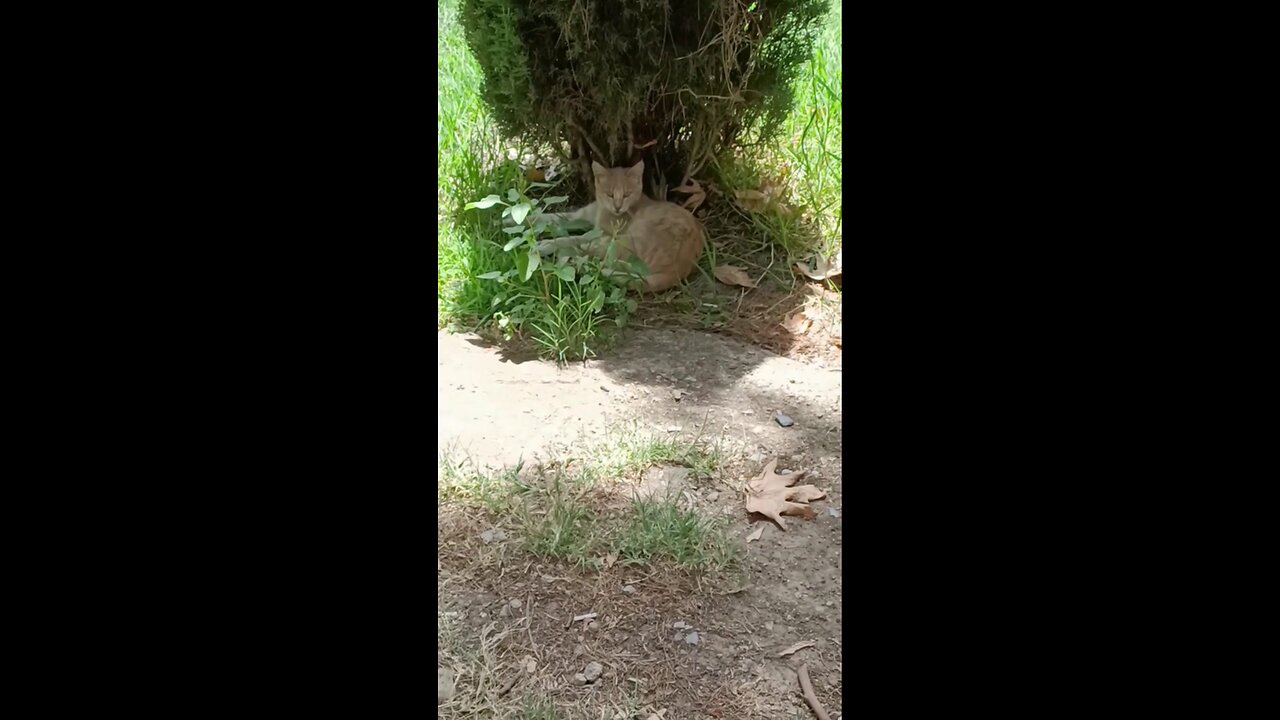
496 673 519 698
798 665 831 720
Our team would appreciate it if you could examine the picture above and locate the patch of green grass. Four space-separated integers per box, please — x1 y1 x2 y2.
519 697 560 720
438 449 530 514
513 469 599 566
592 423 726 479
613 495 739 570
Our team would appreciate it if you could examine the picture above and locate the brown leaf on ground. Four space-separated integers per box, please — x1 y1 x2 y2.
795 254 841 281
744 458 826 530
783 312 812 335
672 179 706 213
734 189 769 212
526 168 546 182
713 265 757 288
746 524 765 542
777 640 816 657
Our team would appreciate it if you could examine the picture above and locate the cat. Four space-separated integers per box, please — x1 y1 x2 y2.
537 159 704 292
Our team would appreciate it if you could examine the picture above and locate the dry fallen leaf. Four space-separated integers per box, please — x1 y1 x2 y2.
526 168 546 182
744 458 826 530
673 179 706 213
783 312 812 335
778 640 816 657
522 656 537 673
735 189 770 212
746 525 765 542
602 552 618 570
713 265 757 288
795 254 842 281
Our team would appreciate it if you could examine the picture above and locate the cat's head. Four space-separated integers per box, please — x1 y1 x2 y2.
592 159 644 214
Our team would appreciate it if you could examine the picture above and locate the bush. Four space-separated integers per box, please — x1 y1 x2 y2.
460 0 830 197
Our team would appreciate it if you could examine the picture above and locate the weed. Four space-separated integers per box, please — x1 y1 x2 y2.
519 697 560 720
438 448 527 514
613 494 739 570
515 471 598 566
592 423 725 479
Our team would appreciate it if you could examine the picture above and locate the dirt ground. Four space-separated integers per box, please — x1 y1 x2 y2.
438 326 843 719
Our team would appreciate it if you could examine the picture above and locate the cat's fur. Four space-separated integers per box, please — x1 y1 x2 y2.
538 160 704 292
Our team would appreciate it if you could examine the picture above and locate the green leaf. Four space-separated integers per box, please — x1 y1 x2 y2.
507 188 519 202
502 226 525 235
542 195 569 206
627 256 650 277
515 251 529 281
465 194 504 210
578 272 594 285
590 289 605 312
525 248 540 280
527 181 554 188
555 265 576 282
625 299 638 313
579 227 603 240
503 236 524 251
511 202 532 225
477 271 503 280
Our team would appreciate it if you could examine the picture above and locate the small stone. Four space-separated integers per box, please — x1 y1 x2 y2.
499 605 512 618
480 530 495 543
673 621 689 629
775 413 794 427
827 506 840 517
622 585 637 594
706 492 720 502
438 667 455 705
583 661 603 682
573 673 588 685
672 389 684 401
684 631 700 645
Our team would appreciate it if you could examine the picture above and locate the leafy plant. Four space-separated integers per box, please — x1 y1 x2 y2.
464 178 648 362
459 0 831 198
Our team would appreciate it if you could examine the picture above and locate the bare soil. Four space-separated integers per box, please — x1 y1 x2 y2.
438 326 843 719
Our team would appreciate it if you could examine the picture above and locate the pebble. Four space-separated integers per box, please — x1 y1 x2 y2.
706 492 720 502
479 529 507 543
672 389 684 401
573 673 588 685
583 661 603 682
774 413 794 427
510 599 522 608
684 631 700 645
622 585 637 594
827 506 840 517
673 621 689 629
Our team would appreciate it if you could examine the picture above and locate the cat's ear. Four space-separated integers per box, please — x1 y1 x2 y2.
591 161 606 178
627 159 645 177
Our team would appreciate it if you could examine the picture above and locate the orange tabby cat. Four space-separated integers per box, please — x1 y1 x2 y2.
538 160 704 292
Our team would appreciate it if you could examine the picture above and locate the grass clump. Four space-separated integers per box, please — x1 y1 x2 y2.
593 423 725 479
614 495 739 570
